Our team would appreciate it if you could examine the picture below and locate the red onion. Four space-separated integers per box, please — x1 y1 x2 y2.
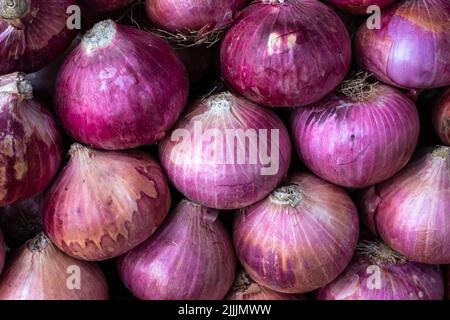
0 233 108 300
220 0 351 107
328 0 396 15
118 199 236 300
317 241 445 300
0 0 76 74
359 146 450 264
433 88 450 146
233 172 359 293
159 92 291 210
0 73 63 206
79 0 134 12
44 143 171 261
0 229 5 274
356 0 450 89
290 79 420 188
55 20 189 150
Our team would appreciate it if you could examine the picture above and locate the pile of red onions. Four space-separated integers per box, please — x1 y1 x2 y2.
0 233 109 300
0 73 63 206
44 143 171 261
234 172 359 293
356 0 450 89
359 146 450 264
0 229 5 274
221 0 351 107
55 19 189 150
328 0 396 15
118 199 236 300
159 92 291 210
317 241 445 300
433 88 450 146
0 0 76 74
79 0 134 12
291 79 420 188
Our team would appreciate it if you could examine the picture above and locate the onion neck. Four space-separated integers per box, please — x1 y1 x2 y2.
0 0 29 20
0 72 33 100
338 71 377 102
271 184 304 207
208 92 234 112
432 145 449 160
69 143 94 160
27 232 50 253
83 19 116 54
357 241 406 265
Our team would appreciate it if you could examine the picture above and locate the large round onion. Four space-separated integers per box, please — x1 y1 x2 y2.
118 199 236 300
159 92 291 210
317 241 445 300
359 146 450 264
55 20 189 150
0 73 63 206
44 144 171 261
233 172 359 293
356 0 450 89
433 88 450 146
291 80 420 188
0 228 5 274
328 0 396 15
0 0 76 74
0 233 108 300
79 0 134 12
220 0 351 107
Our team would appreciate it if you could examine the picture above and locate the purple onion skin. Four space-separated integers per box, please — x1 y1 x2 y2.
291 84 420 188
55 20 189 150
328 0 396 15
0 229 5 274
356 0 450 89
145 0 248 33
359 147 450 264
118 199 236 300
159 92 291 210
0 73 63 206
234 172 359 293
317 250 444 300
0 0 76 74
433 88 450 146
220 0 351 108
79 0 134 12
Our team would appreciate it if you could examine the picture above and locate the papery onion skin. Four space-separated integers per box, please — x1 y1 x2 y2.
0 0 76 74
55 20 189 150
44 144 171 261
233 172 359 293
433 88 450 146
291 83 420 188
220 0 351 107
317 241 445 300
0 233 108 300
0 73 63 206
159 92 291 210
118 199 236 300
328 0 396 15
79 0 134 12
359 146 450 264
145 0 248 33
0 229 5 274
356 0 450 89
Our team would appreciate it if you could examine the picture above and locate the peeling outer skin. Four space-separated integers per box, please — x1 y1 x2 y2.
0 0 77 74
433 88 450 146
0 229 5 274
43 145 171 261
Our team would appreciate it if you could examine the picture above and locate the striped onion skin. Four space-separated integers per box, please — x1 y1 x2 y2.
44 144 171 261
79 0 134 12
0 233 109 300
0 0 76 74
220 0 351 107
0 228 4 274
328 0 396 15
433 88 450 146
118 199 236 300
159 92 291 210
233 172 359 294
317 241 445 300
290 83 420 188
359 146 450 264
0 73 63 206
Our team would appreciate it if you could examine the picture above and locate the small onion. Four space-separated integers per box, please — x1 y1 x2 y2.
356 0 450 89
55 19 189 150
328 0 396 15
44 143 171 261
0 228 5 274
433 88 450 146
359 146 450 264
0 233 108 300
290 78 420 188
220 0 351 107
317 241 445 300
118 199 236 300
233 172 359 293
79 0 134 12
159 92 291 210
0 73 63 206
0 0 76 74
